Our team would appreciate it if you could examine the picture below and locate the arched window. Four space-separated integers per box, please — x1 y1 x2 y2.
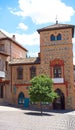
50 34 55 41
18 92 25 104
57 34 62 40
17 67 23 79
30 66 36 79
53 65 62 78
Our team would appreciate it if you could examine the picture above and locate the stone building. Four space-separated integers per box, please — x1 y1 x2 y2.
0 22 75 110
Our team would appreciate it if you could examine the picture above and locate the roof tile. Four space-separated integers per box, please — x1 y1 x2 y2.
9 57 40 65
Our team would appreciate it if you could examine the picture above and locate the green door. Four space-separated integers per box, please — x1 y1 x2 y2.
24 98 29 107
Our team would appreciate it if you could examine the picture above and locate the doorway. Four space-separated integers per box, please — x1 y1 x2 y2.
53 88 65 110
18 92 25 105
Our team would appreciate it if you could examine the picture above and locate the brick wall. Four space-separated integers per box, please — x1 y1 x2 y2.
39 28 74 109
11 42 27 58
0 39 27 59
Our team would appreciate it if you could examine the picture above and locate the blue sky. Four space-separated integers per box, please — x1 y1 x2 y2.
0 0 75 62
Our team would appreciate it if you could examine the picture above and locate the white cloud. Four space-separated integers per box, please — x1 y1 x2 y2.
0 29 12 37
9 0 75 24
17 23 28 30
0 29 39 46
15 32 40 46
73 38 75 43
28 51 38 57
73 56 75 65
73 61 75 65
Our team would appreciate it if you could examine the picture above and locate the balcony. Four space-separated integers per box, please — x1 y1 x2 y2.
52 78 64 83
0 71 5 78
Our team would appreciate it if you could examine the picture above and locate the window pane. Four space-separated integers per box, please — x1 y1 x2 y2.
17 67 23 79
57 34 62 40
30 66 36 79
53 66 62 78
50 35 55 41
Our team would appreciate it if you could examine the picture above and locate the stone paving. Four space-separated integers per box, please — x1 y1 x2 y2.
0 105 75 130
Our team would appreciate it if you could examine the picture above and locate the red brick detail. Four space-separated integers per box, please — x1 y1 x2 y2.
50 58 64 78
54 81 68 96
65 81 68 96
50 58 64 66
50 66 52 77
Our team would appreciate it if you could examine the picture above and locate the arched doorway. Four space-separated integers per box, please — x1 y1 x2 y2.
53 89 65 110
18 92 25 105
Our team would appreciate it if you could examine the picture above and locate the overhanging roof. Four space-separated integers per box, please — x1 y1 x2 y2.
37 23 75 37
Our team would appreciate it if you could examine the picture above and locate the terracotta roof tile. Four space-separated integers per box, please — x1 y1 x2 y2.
37 23 75 31
37 23 75 37
9 57 40 65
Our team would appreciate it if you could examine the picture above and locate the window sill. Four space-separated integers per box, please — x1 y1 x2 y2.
52 78 64 83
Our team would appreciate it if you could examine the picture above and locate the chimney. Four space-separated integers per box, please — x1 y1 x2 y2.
12 35 16 40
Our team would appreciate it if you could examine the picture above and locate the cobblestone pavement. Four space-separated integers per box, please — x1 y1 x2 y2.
0 105 75 130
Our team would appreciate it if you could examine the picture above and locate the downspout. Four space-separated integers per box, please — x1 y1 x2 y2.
10 65 12 92
10 41 12 92
10 41 12 61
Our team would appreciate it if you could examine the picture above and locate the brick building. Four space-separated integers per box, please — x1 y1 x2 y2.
0 31 27 103
0 22 75 110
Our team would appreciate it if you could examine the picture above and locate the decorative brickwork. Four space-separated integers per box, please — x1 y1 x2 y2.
0 23 75 110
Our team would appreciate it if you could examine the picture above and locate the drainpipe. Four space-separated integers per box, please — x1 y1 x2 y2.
10 65 12 92
10 41 12 92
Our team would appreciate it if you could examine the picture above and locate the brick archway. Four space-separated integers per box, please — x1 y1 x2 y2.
53 88 65 110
